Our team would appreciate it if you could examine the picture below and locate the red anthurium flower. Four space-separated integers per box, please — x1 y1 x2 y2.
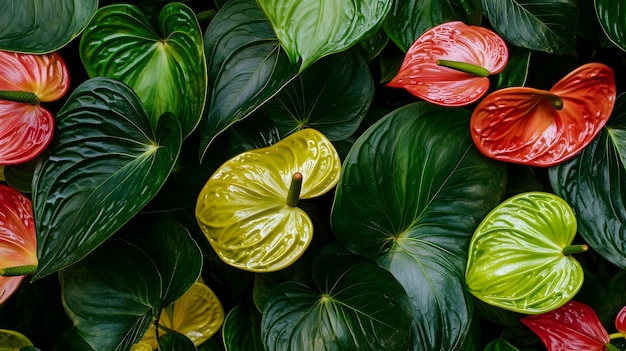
616 306 626 334
0 50 69 165
470 62 616 167
0 184 37 304
387 21 508 106
521 301 610 351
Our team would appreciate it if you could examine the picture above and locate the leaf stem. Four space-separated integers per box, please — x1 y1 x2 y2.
562 244 588 256
0 265 38 276
436 59 490 77
286 172 303 207
0 90 39 105
605 343 621 351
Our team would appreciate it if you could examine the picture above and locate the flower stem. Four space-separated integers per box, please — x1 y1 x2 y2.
0 90 39 105
0 264 38 276
436 59 490 77
562 244 588 256
605 343 621 351
286 172 303 207
609 332 625 340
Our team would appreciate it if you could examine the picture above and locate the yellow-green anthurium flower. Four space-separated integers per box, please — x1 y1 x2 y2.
0 329 33 350
196 128 341 272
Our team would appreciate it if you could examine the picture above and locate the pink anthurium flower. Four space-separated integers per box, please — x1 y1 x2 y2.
0 184 37 304
616 306 626 335
470 62 616 167
387 21 508 106
0 50 69 165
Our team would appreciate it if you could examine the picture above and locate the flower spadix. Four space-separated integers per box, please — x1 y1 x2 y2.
470 63 616 166
387 21 508 106
465 192 585 314
195 129 340 272
0 50 70 165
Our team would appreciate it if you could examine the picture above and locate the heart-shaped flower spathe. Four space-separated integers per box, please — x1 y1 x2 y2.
0 50 69 165
387 21 508 106
0 184 38 304
195 128 341 272
470 63 616 167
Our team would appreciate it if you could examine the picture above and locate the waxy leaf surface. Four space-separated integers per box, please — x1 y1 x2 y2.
0 329 34 349
200 0 300 158
596 0 626 52
331 102 507 350
261 252 414 351
222 305 264 351
465 192 583 314
520 301 609 351
549 93 626 269
80 3 206 138
0 51 69 165
196 128 340 272
471 63 616 166
32 77 181 279
387 21 508 106
257 0 391 70
0 0 97 53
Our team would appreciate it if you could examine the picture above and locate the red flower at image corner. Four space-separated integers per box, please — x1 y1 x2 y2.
0 184 37 305
0 50 70 165
470 62 616 167
387 21 508 106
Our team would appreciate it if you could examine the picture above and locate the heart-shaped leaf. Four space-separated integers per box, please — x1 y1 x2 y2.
471 63 616 167
0 0 97 53
549 93 626 269
157 332 196 351
596 0 626 52
465 192 585 314
331 102 507 350
0 329 34 349
257 0 391 70
223 305 264 351
482 0 578 55
195 128 341 272
387 21 508 106
32 77 182 279
261 252 414 351
383 0 483 52
261 49 373 140
80 3 206 138
200 0 300 158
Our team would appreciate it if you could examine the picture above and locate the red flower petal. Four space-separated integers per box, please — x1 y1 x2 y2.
615 306 626 334
387 21 508 106
470 63 616 166
0 101 54 165
0 51 69 102
521 301 610 351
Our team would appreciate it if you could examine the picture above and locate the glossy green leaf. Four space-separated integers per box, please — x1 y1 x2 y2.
257 0 391 70
482 0 578 55
261 252 414 351
483 338 520 351
261 49 373 140
158 332 196 351
494 48 531 89
0 329 33 350
465 192 584 314
549 93 626 269
383 0 483 52
200 0 300 159
331 102 507 350
80 3 206 138
596 0 626 52
0 0 97 53
60 240 162 351
32 77 182 279
223 305 264 351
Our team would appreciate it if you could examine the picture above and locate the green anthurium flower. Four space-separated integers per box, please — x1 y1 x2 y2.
465 192 586 314
195 128 341 272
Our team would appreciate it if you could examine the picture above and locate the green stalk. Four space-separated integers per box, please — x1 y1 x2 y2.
562 244 588 256
436 59 490 77
286 172 303 207
609 332 625 340
605 343 621 351
0 264 38 276
0 90 39 105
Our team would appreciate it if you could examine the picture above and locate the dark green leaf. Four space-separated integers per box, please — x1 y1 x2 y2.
549 93 626 270
223 305 264 351
60 240 162 351
228 115 281 155
359 28 390 62
3 157 39 193
200 0 300 159
261 49 373 140
384 0 483 52
80 3 206 138
261 252 414 351
331 102 507 350
159 332 197 351
32 77 182 279
596 0 626 52
482 0 579 55
494 48 531 89
0 0 97 53
483 338 520 351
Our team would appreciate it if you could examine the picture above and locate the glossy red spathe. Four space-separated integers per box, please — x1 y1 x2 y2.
470 63 616 167
387 21 508 106
616 306 626 334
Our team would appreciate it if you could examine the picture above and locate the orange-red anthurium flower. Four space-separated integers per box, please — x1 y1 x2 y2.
387 21 508 106
0 184 37 304
0 50 69 165
616 306 626 335
470 63 616 167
